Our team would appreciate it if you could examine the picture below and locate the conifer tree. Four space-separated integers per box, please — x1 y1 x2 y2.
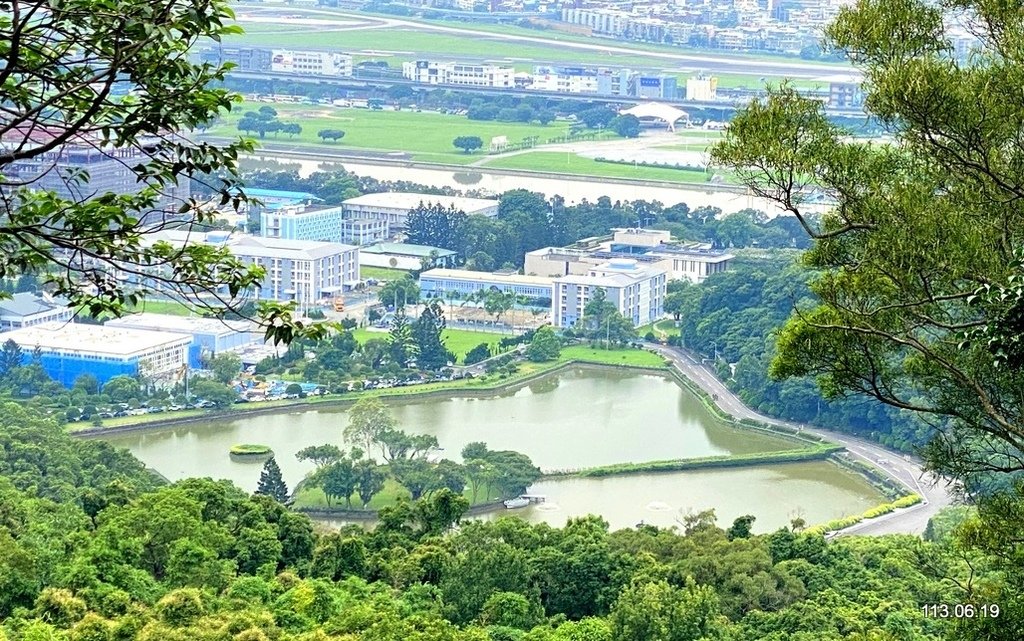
256 456 289 503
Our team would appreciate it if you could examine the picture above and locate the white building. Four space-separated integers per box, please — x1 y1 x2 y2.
1 321 192 387
230 236 360 305
526 228 733 284
136 231 360 305
419 268 554 301
271 50 352 76
260 204 345 243
105 313 259 358
402 60 515 88
553 259 667 328
0 293 73 332
686 76 718 101
341 192 499 234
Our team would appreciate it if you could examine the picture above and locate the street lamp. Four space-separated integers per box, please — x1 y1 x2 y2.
710 340 718 361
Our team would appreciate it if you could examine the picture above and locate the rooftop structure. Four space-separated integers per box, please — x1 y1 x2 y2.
619 103 689 131
361 243 458 271
553 259 668 328
135 231 361 304
2 321 193 387
419 268 554 300
0 293 73 332
104 313 258 358
527 228 733 284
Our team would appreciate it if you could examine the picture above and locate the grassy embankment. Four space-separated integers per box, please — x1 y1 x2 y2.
66 344 669 432
550 445 844 478
479 152 713 183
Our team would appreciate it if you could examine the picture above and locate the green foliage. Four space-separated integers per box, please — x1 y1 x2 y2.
207 352 243 385
575 446 842 477
230 444 272 456
464 342 493 365
712 0 1024 488
255 457 289 504
453 136 484 153
525 326 561 362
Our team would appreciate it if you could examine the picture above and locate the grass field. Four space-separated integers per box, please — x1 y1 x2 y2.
205 102 572 163
351 326 504 363
480 151 712 183
360 266 412 281
230 16 842 90
560 345 667 368
129 299 196 317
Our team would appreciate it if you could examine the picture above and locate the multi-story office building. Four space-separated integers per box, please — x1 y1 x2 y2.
229 236 360 305
1 139 191 221
529 66 633 96
402 60 515 87
136 231 360 304
341 192 499 234
196 46 273 73
271 50 352 77
553 259 667 328
340 217 390 245
526 228 733 284
635 75 678 100
1 321 193 387
419 268 555 301
686 76 718 101
260 204 345 243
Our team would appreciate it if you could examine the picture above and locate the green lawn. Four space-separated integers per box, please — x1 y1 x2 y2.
560 345 667 368
637 319 681 339
129 299 196 316
481 151 712 183
360 265 412 281
351 326 504 363
204 102 572 163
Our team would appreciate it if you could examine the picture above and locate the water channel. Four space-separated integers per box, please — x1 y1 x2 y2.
100 367 884 532
247 154 774 212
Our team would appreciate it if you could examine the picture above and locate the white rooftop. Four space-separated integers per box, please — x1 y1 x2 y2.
144 230 356 261
421 268 555 286
105 312 255 337
3 321 192 358
342 192 499 214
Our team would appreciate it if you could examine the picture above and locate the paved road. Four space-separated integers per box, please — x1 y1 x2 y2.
648 343 953 536
238 7 853 80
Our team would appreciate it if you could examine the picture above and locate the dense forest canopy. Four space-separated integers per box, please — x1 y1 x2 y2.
712 0 1024 495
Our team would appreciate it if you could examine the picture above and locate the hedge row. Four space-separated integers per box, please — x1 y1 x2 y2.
574 445 844 478
804 494 924 536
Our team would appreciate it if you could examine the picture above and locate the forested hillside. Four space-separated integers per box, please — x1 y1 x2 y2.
0 402 1015 641
668 255 935 454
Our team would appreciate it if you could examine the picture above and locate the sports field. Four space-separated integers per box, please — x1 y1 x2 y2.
205 102 572 163
351 327 504 364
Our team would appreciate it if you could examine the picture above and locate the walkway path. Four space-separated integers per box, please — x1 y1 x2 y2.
648 343 953 536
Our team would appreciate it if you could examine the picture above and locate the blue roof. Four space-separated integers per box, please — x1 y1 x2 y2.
244 187 322 201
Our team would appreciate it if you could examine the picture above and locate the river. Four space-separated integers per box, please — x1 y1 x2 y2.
100 367 884 532
245 153 779 211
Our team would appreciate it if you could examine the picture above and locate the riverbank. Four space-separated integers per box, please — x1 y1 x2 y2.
544 445 844 478
69 347 669 438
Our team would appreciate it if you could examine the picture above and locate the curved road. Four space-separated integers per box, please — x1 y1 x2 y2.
648 344 953 536
238 8 853 80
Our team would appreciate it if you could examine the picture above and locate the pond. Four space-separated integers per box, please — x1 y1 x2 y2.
99 367 884 532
